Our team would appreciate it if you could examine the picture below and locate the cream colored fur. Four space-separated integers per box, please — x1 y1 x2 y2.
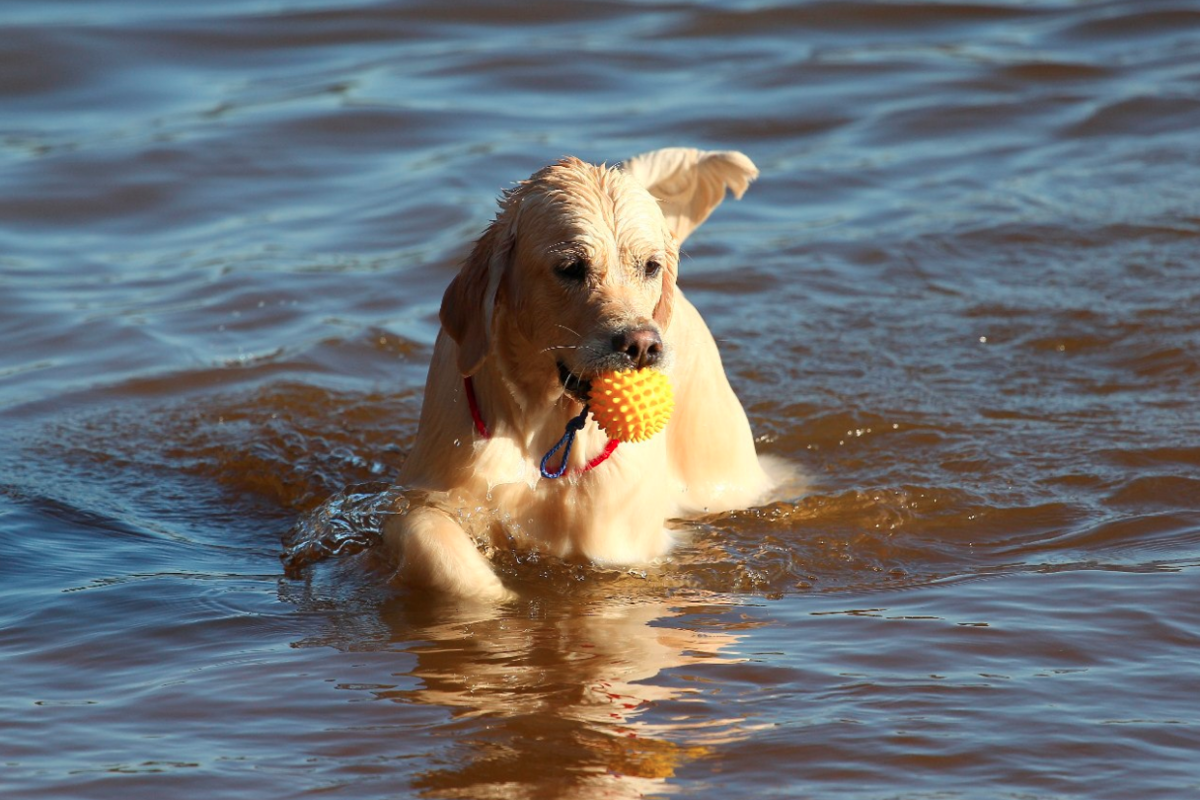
386 147 773 601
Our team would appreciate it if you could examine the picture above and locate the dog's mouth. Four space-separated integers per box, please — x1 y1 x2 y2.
557 362 593 404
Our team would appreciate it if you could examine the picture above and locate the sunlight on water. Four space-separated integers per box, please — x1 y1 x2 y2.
3 0 1199 798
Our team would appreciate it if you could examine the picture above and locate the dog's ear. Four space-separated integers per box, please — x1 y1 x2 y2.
439 212 515 377
653 257 678 331
623 147 758 245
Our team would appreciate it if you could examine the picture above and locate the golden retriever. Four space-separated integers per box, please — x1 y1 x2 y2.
385 147 778 601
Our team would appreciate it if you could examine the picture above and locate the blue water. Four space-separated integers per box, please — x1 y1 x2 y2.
3 1 1200 798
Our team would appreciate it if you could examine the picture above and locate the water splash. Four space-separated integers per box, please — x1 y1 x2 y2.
281 481 413 577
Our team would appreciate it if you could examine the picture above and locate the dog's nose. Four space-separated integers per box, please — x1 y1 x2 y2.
612 327 663 369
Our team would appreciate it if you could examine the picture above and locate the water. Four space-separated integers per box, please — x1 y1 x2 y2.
3 1 1199 797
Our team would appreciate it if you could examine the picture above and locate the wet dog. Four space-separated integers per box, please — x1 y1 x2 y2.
386 148 776 600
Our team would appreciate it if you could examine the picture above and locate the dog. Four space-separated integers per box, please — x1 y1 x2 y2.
385 147 777 601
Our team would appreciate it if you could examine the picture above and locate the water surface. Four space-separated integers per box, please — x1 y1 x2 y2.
3 1 1199 798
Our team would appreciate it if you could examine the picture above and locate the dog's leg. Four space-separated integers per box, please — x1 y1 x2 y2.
387 506 515 603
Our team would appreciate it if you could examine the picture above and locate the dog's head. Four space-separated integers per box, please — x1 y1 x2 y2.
440 157 679 403
440 149 757 405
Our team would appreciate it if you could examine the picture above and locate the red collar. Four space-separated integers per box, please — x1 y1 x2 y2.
463 376 619 477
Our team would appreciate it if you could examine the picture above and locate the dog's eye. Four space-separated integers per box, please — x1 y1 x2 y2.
557 258 589 282
643 258 663 279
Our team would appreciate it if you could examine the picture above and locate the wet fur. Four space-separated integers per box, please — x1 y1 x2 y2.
386 148 774 601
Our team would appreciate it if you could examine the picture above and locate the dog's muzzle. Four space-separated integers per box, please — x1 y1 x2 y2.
558 362 593 404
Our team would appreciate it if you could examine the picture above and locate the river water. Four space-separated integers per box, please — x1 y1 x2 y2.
3 1 1199 798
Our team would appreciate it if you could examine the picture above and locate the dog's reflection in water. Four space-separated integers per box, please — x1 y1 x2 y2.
375 582 760 798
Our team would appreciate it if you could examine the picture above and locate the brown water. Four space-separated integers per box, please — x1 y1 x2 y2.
3 1 1200 798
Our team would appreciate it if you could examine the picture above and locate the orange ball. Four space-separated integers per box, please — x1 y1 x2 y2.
588 368 675 443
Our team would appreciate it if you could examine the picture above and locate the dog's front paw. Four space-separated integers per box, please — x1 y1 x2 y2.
384 506 515 604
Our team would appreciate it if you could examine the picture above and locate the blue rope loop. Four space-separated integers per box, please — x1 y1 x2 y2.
540 407 590 480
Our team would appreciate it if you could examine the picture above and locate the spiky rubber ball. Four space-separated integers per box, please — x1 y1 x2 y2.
587 368 674 443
